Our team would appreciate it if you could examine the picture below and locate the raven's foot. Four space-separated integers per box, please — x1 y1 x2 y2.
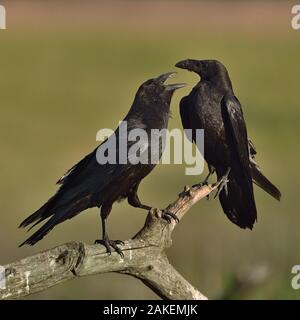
161 210 179 224
214 168 231 198
94 239 125 258
192 166 215 191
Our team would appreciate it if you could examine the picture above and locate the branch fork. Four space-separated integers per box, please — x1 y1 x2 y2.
0 183 218 300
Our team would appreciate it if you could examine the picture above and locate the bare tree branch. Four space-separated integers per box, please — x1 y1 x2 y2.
0 183 218 300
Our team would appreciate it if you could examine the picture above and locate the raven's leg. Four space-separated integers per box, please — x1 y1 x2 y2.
193 164 216 188
192 165 216 200
128 183 179 223
127 182 152 211
94 204 124 257
214 167 231 198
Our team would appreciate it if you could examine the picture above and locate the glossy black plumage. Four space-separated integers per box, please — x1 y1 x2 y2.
176 59 281 229
19 73 185 253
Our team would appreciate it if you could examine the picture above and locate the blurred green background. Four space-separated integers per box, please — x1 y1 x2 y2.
0 0 299 299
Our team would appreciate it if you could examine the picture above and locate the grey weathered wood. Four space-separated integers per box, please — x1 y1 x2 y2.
0 183 218 300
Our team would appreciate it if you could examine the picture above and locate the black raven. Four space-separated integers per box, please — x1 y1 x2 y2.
19 72 185 255
176 59 281 229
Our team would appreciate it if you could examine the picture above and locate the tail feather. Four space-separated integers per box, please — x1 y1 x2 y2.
19 205 75 247
19 195 93 246
19 216 59 247
251 163 281 201
218 170 257 229
19 194 58 229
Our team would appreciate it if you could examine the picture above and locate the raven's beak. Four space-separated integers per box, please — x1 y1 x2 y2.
155 72 177 85
165 83 187 91
175 59 193 71
155 72 187 91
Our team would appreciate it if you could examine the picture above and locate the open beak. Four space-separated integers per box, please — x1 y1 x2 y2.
155 72 177 84
164 83 187 91
155 72 186 91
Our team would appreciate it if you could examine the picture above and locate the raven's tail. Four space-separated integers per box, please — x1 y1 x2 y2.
19 215 60 247
217 169 257 230
19 205 74 247
251 163 281 201
19 197 64 247
19 196 56 230
19 196 92 246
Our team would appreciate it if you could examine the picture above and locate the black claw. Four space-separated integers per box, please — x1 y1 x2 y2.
94 239 124 257
110 243 124 258
94 239 112 255
214 169 230 198
161 211 179 223
94 239 111 255
162 214 172 224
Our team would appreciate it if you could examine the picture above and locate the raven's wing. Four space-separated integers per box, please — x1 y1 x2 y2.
57 148 97 185
54 129 145 203
179 96 191 130
219 94 257 229
222 94 251 179
19 148 98 230
180 96 195 144
19 129 149 234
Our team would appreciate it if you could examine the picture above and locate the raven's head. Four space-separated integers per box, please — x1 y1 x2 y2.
175 59 230 84
137 72 186 106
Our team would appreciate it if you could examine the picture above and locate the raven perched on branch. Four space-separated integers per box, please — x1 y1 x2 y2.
176 59 281 229
19 72 185 256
